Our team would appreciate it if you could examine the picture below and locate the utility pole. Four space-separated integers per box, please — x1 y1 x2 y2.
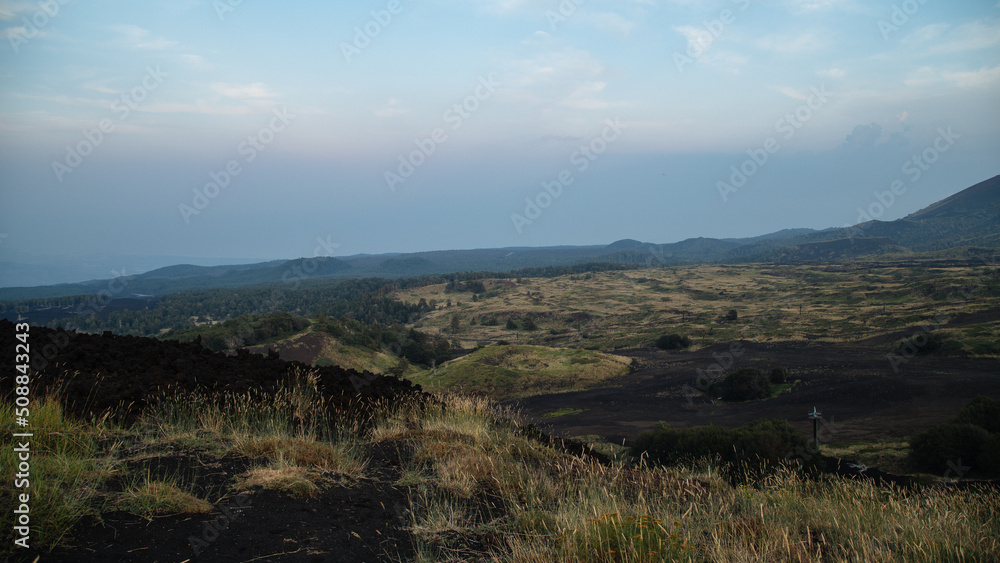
808 407 822 448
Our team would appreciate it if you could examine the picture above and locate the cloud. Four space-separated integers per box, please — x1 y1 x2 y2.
756 32 828 55
373 97 407 118
474 0 549 15
817 67 845 79
786 0 854 13
0 26 46 40
902 21 1000 54
111 24 177 50
0 1 36 21
903 64 1000 89
942 65 1000 88
843 122 883 149
179 54 213 72
80 78 120 95
211 82 278 99
498 48 618 112
560 81 608 109
587 12 636 37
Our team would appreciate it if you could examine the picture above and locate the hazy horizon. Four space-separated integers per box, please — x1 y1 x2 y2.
2 1 999 269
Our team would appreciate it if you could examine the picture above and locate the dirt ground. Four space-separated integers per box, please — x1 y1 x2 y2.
511 340 1000 445
35 446 416 563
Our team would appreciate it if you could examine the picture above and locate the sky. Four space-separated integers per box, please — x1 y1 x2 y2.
0 0 998 280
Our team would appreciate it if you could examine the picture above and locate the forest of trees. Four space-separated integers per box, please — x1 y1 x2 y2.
1 262 634 339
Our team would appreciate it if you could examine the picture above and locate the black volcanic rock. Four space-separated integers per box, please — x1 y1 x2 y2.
0 319 424 420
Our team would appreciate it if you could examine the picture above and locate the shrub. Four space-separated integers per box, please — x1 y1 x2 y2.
893 331 943 356
630 419 822 480
978 434 1000 476
954 395 1000 434
769 367 788 384
909 423 992 475
711 368 771 402
726 309 738 321
654 333 692 350
505 319 518 330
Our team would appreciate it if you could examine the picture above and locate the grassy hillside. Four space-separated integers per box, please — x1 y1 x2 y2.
407 345 633 399
5 386 998 561
396 262 1000 353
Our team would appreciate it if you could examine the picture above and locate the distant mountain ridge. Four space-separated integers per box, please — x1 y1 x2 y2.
1 175 997 301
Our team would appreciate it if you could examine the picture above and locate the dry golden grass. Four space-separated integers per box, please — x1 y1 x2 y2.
395 263 1000 352
386 393 1000 563
114 478 214 517
235 461 321 499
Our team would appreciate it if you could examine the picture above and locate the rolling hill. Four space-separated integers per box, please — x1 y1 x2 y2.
1 175 997 301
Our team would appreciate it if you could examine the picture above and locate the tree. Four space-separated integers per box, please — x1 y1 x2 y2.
711 368 771 402
770 366 788 384
523 316 538 331
450 314 461 333
388 356 409 377
726 309 738 321
655 333 691 350
506 319 518 330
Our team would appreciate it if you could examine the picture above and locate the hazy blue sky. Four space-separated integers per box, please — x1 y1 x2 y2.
1 0 998 270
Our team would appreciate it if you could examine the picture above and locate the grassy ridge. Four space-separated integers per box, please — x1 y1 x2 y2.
5 384 998 561
378 395 1000 562
407 345 633 399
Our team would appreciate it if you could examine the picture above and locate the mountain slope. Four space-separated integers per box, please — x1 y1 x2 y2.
2 175 997 300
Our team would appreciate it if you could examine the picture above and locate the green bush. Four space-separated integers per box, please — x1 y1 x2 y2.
954 395 1000 434
711 368 771 402
909 423 992 475
630 419 822 480
769 367 787 384
977 434 1000 476
893 331 943 356
654 333 691 350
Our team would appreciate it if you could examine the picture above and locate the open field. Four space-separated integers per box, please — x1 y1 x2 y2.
395 262 1000 353
511 343 1000 449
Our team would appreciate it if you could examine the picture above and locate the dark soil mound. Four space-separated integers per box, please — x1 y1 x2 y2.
0 319 424 419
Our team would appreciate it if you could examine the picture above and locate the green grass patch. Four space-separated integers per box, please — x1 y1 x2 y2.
408 345 631 399
542 408 586 418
